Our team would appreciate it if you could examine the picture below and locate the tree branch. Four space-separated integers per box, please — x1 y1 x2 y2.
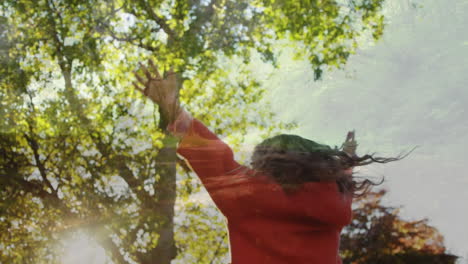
186 0 219 37
23 134 56 194
209 232 227 264
23 92 57 194
137 0 176 40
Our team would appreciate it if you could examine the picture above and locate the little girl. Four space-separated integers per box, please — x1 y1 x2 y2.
133 61 402 264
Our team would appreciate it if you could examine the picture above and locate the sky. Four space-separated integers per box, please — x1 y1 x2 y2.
249 0 468 261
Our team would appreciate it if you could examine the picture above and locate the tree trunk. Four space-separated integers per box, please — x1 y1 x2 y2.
142 136 178 264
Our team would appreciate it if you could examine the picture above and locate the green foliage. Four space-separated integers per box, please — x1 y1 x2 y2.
1 0 387 263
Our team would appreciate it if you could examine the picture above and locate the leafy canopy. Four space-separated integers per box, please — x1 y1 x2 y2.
340 190 457 264
1 0 386 263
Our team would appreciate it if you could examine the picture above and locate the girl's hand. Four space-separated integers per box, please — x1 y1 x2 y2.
342 130 358 157
133 60 182 123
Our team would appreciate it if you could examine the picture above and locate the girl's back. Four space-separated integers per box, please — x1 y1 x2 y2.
173 117 352 264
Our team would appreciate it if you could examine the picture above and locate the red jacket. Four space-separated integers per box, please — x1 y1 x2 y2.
168 111 353 264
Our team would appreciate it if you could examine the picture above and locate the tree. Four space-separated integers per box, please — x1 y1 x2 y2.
340 190 458 264
1 0 388 263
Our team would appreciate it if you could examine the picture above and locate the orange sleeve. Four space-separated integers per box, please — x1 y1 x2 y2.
167 111 248 194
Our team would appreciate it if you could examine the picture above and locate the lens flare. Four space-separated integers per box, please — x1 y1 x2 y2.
60 233 110 264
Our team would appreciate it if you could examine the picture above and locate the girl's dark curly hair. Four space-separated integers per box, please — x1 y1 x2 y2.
248 134 413 196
